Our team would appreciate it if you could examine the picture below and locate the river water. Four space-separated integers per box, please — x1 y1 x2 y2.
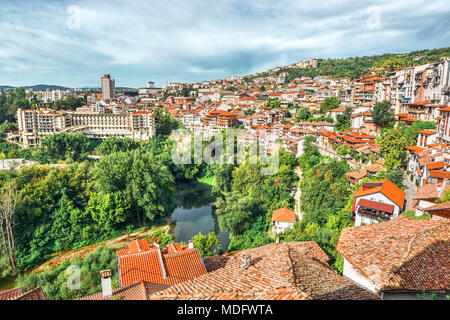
171 181 230 253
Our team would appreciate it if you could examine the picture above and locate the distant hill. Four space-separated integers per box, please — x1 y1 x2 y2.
0 84 70 90
25 84 70 90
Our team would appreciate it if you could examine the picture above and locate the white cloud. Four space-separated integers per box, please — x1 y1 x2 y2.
0 0 448 87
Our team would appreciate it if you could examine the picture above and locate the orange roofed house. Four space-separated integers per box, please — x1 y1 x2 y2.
352 179 406 227
116 239 207 287
272 208 296 234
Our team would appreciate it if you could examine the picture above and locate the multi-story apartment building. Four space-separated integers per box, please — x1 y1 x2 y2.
38 89 71 103
437 106 450 143
353 75 383 104
101 74 115 100
389 58 450 117
17 108 155 148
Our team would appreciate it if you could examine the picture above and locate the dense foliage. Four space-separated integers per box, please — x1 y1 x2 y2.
215 149 298 251
372 100 394 127
17 246 119 300
277 136 353 272
283 47 450 81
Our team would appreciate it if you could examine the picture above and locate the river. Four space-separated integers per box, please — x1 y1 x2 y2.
171 181 230 253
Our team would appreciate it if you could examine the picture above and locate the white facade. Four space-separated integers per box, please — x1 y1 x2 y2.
342 258 378 293
354 193 401 227
17 108 155 148
273 221 294 234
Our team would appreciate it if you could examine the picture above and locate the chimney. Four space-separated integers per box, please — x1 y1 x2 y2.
188 240 194 249
239 254 251 270
100 270 113 298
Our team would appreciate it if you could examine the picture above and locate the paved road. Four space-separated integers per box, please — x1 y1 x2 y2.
402 174 417 211
294 167 304 221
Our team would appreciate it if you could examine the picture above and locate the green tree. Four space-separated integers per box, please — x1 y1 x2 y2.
192 231 221 258
376 169 405 188
154 108 182 136
93 150 176 224
95 136 140 156
297 107 311 122
335 107 352 132
320 97 341 113
372 100 394 127
380 129 407 170
52 95 85 111
17 246 119 300
380 57 406 70
266 99 281 109
37 132 93 163
86 192 131 236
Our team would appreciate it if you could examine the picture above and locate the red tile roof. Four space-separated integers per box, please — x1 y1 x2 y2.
416 130 436 135
353 179 406 208
429 170 450 179
426 162 447 170
0 287 46 300
357 198 394 213
425 201 450 219
149 242 378 300
78 282 171 300
128 239 153 253
346 170 368 180
337 216 449 293
272 208 296 223
0 288 22 300
405 146 425 153
413 183 450 201
117 240 207 286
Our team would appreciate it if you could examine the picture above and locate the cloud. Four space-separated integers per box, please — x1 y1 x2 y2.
0 0 448 87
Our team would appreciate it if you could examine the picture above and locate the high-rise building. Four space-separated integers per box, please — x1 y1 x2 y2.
101 74 115 100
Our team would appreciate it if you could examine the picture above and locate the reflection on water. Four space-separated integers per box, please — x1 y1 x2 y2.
0 275 17 291
172 182 230 253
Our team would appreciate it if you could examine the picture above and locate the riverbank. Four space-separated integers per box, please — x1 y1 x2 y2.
171 181 229 251
0 225 171 291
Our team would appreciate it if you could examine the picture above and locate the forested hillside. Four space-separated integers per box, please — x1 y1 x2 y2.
281 47 450 81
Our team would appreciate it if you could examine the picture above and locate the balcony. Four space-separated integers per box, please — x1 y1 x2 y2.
357 208 392 221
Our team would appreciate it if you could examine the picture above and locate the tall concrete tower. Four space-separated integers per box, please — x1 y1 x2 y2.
101 74 115 100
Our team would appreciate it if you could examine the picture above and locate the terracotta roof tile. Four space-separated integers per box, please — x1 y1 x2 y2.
272 208 296 223
354 179 406 208
117 240 207 286
429 170 450 179
78 282 171 300
0 287 22 300
149 242 378 300
337 216 449 293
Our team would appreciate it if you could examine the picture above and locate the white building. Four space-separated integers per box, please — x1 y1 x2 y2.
17 108 155 148
352 179 405 226
271 208 296 234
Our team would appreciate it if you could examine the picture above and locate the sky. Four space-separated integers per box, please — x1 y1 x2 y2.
0 0 449 88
